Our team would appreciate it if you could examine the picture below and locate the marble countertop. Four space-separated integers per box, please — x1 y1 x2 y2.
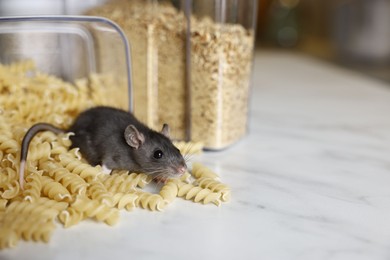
2 50 390 260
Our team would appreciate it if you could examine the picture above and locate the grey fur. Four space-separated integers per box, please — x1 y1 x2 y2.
20 106 187 189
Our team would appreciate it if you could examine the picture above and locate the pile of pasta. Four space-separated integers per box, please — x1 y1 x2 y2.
0 61 230 249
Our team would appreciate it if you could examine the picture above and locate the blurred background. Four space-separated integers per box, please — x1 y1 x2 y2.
257 0 390 83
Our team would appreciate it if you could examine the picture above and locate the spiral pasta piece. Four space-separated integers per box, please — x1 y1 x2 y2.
0 118 13 136
60 91 89 112
101 172 150 193
59 154 103 181
2 215 54 242
0 199 7 211
52 168 88 195
51 147 82 160
71 196 120 226
58 208 85 228
20 220 56 243
179 171 192 183
0 168 18 188
0 198 67 247
0 228 18 249
11 126 28 145
41 161 88 195
2 153 18 169
57 132 74 148
195 177 231 202
1 180 21 200
1 155 12 169
19 101 66 125
67 148 82 160
191 162 220 180
35 131 59 143
177 182 221 206
49 142 69 157
87 181 114 206
133 190 166 211
23 174 42 202
0 134 19 154
41 176 72 202
5 198 68 219
26 142 52 162
112 193 138 211
159 179 179 203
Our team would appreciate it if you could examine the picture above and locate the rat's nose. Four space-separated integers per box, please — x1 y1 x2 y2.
177 165 187 175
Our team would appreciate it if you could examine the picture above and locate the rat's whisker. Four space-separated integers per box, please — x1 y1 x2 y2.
183 153 194 163
144 169 168 176
184 143 193 156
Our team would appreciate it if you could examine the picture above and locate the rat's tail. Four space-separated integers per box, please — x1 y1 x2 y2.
20 123 65 189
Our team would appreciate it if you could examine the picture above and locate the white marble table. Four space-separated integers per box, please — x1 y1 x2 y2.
2 50 390 260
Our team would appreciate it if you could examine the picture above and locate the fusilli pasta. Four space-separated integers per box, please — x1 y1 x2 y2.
0 61 230 249
111 193 138 211
87 180 114 206
1 180 21 200
173 141 204 155
71 196 120 226
191 162 220 180
159 179 179 203
101 172 150 193
133 190 167 211
0 134 19 154
42 161 88 195
25 142 52 162
0 199 7 211
23 174 42 202
59 154 103 181
40 176 72 202
0 198 68 248
58 208 85 228
195 177 231 202
176 182 221 206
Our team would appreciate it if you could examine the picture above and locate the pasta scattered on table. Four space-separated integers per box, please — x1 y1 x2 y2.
0 61 231 249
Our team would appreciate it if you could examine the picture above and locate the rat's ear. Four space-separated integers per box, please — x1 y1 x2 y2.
161 123 170 138
124 125 145 149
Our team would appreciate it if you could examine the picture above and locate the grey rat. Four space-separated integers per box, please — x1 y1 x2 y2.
19 106 187 189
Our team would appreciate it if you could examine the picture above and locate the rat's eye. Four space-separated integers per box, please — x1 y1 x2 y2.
153 150 163 159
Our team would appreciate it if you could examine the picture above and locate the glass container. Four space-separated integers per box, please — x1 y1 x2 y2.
86 0 258 149
0 16 132 111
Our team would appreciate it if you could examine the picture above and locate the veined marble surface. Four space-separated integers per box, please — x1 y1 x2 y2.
2 51 390 260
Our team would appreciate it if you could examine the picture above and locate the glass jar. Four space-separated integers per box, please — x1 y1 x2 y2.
0 16 132 111
85 0 258 149
189 0 258 149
